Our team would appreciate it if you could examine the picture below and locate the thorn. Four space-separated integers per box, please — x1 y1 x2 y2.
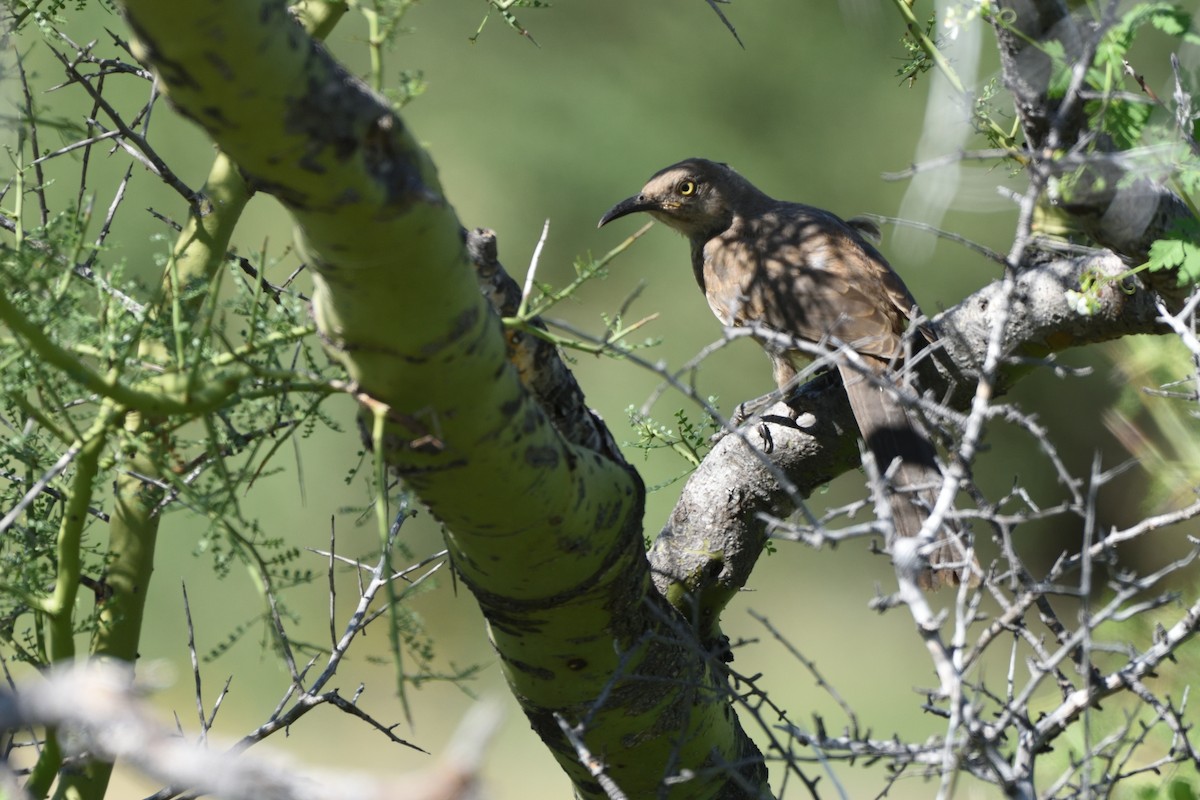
704 0 744 48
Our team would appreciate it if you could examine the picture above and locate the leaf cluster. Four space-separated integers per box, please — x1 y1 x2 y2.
895 13 939 87
625 403 719 478
1007 1 1200 289
469 0 551 45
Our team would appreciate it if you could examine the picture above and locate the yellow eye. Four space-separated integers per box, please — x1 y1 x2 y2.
678 180 697 196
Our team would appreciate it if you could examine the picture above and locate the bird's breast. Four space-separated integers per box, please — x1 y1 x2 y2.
704 288 736 327
699 241 754 328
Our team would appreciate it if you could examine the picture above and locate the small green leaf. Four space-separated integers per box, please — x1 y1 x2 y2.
1146 226 1200 287
1042 40 1071 99
1147 5 1193 39
1096 98 1153 150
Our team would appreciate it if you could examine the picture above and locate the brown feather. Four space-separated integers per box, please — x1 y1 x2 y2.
600 158 979 588
838 357 971 589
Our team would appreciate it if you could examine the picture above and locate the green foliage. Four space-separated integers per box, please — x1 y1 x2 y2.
895 14 938 86
501 223 661 359
1145 218 1200 286
523 253 613 319
904 2 1022 151
384 68 427 108
1019 1 1200 285
0 15 448 716
0 220 339 644
1069 4 1197 154
355 0 420 47
6 0 117 31
970 0 1200 182
202 616 253 663
1103 2 1200 54
1099 94 1155 151
469 0 551 44
971 76 1020 152
625 403 719 484
1071 216 1200 310
353 0 426 95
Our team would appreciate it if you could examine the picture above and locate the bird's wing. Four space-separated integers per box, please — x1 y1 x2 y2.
707 209 916 361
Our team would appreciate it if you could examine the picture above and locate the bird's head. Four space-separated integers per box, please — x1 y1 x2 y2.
597 158 758 241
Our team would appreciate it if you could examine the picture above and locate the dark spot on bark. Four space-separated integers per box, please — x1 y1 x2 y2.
203 51 234 81
388 457 468 477
500 397 522 418
242 175 310 209
200 106 232 129
420 306 480 357
558 535 592 555
593 501 622 530
525 445 559 469
298 153 328 175
122 17 199 91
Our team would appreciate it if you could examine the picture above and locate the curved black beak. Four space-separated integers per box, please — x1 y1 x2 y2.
597 194 657 228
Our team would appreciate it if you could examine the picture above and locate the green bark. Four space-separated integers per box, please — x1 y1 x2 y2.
22 405 116 800
46 11 340 796
115 1 768 796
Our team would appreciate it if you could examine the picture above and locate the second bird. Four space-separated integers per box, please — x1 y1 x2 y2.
598 157 976 589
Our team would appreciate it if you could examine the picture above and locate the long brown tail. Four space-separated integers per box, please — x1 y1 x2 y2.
837 361 979 589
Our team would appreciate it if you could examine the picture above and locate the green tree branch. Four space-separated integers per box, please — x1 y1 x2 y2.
30 7 348 798
114 0 767 795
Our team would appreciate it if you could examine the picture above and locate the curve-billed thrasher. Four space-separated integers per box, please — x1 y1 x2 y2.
598 157 976 589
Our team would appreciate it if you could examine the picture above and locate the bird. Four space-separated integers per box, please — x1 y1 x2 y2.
598 157 976 589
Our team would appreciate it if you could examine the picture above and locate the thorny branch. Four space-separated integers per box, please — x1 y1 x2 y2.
0 663 498 800
3 4 1200 800
141 508 445 800
640 2 1200 796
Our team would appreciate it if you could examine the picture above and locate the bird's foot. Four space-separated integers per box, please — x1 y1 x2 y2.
710 392 796 453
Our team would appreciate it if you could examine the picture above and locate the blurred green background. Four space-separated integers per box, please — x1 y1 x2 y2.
7 0 1200 797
